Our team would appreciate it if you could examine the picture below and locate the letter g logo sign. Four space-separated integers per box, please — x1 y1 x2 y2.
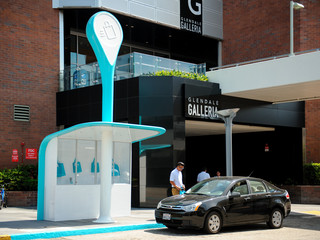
188 0 202 16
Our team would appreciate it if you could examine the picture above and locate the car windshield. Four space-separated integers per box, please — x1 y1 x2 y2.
186 179 232 196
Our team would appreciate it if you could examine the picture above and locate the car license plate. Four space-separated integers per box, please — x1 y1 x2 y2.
163 213 171 220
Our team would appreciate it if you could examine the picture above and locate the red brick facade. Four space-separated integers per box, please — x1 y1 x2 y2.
305 100 320 163
6 191 37 207
223 0 320 163
300 1 320 163
283 185 320 204
0 0 59 168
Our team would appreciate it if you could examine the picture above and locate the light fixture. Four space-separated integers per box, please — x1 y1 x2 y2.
215 108 240 176
215 108 239 118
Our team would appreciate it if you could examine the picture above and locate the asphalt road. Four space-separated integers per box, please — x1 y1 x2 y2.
39 211 320 240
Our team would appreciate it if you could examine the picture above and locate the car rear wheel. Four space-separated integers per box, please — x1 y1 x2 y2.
268 208 283 229
204 211 222 234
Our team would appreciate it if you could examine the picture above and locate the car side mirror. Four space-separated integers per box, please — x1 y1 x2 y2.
229 192 241 199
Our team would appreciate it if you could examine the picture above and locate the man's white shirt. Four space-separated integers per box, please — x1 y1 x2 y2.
170 168 183 187
197 171 210 182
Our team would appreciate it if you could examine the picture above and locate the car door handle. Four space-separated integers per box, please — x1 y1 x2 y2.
266 194 271 198
244 197 251 201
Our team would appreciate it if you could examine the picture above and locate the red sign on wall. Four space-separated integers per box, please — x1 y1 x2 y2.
12 149 18 155
12 155 19 162
26 148 38 160
12 149 19 162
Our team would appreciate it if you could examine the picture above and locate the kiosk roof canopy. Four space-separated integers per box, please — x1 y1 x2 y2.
56 122 166 143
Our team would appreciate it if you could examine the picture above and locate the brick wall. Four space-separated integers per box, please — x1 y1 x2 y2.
301 1 320 164
6 191 37 207
305 100 320 163
222 0 294 65
0 0 59 168
299 0 320 51
284 185 320 204
222 0 320 65
223 0 320 164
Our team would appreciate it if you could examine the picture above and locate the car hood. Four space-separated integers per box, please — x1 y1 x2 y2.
160 194 213 206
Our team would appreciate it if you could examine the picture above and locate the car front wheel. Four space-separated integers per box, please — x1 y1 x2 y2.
268 208 283 229
204 211 222 234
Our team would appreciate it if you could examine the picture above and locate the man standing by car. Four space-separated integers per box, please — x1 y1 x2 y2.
170 162 185 195
197 167 210 182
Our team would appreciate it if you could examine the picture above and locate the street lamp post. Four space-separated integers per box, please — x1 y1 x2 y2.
215 108 240 176
290 1 304 56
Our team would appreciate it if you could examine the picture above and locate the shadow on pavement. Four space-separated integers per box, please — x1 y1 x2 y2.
145 213 320 236
145 223 272 236
284 212 320 231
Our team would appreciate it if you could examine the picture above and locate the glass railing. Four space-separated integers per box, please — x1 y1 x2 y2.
59 52 206 91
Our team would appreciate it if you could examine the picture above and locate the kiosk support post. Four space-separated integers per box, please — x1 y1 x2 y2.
95 130 113 223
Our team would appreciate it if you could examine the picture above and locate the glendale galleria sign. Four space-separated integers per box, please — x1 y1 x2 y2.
186 96 219 120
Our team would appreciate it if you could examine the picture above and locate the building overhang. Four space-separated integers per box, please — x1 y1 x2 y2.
207 50 320 103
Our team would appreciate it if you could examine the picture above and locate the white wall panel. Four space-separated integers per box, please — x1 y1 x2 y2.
203 0 223 39
203 0 222 11
156 9 180 28
53 0 223 39
203 23 223 40
131 0 156 7
100 0 129 14
155 0 180 28
156 0 179 13
203 8 223 26
129 1 156 21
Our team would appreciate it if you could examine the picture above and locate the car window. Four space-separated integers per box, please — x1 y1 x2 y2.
265 181 279 193
187 179 232 196
249 180 267 193
230 180 248 195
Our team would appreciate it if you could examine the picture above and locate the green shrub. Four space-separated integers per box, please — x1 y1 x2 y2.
0 164 38 191
146 70 208 81
303 163 320 185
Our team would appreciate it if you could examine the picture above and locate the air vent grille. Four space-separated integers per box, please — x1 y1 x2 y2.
14 105 30 122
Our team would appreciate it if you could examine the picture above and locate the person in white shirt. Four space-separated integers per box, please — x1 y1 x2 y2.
197 167 210 182
169 162 185 195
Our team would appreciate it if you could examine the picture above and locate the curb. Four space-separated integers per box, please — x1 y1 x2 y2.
0 223 166 240
0 236 11 240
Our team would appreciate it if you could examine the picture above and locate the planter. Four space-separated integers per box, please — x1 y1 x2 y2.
6 191 37 207
282 185 320 204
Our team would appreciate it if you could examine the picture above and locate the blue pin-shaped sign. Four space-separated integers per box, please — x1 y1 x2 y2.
86 11 123 122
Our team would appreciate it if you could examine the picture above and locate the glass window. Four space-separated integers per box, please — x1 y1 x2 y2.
113 142 131 184
265 181 279 193
186 179 232 196
57 139 100 185
249 180 267 193
230 180 249 195
57 139 131 185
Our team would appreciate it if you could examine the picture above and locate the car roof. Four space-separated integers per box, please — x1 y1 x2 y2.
209 176 265 182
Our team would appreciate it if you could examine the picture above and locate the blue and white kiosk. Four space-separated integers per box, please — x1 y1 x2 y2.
37 12 166 222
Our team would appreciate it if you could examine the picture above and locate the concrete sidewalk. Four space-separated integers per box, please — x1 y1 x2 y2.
0 207 164 239
0 204 319 240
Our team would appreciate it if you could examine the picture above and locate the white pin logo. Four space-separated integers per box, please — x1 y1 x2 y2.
94 13 123 65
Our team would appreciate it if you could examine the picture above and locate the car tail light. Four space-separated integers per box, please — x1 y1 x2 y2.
286 192 290 200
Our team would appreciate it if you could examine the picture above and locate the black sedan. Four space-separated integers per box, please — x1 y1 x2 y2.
155 176 291 234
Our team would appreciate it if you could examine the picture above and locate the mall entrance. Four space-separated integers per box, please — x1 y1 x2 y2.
185 120 304 188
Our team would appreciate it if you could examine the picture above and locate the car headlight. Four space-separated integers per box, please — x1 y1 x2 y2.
181 202 202 212
157 201 162 209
